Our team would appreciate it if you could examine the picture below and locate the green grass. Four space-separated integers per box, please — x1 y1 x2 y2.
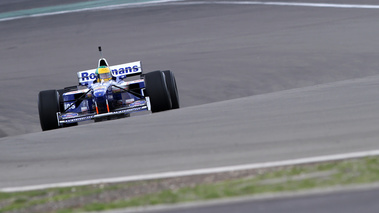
1 157 379 213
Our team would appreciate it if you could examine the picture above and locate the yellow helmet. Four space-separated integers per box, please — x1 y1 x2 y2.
96 66 112 82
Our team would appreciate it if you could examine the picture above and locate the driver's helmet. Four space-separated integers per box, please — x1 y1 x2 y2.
96 66 112 82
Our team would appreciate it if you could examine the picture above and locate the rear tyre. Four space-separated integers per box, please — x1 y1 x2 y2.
163 70 180 109
144 71 172 113
38 90 60 131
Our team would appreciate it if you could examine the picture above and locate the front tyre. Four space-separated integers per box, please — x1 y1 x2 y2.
163 70 180 109
144 71 172 113
38 90 60 131
57 88 78 127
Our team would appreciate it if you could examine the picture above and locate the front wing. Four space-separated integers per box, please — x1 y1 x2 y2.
57 97 151 125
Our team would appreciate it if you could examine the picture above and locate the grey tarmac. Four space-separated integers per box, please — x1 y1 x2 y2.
1 0 379 212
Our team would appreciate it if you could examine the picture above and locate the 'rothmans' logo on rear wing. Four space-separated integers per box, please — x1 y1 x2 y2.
77 61 142 85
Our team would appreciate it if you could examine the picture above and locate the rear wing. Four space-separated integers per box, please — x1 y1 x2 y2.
77 61 142 85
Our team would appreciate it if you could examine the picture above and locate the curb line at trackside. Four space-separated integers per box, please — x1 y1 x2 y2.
2 149 379 192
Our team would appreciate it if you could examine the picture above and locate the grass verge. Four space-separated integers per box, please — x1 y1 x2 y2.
1 156 379 213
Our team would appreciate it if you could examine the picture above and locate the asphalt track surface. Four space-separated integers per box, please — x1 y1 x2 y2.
150 187 379 213
2 0 379 212
3 0 379 137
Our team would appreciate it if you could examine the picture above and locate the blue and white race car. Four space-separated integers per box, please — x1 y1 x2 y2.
38 49 179 131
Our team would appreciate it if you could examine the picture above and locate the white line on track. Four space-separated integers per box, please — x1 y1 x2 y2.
187 1 379 9
0 0 184 22
1 1 379 22
2 149 379 192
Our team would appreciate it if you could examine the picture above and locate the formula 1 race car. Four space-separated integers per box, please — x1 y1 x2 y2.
38 48 179 131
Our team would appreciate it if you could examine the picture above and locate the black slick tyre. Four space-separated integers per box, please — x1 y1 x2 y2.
38 90 61 131
163 70 180 109
144 71 172 113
